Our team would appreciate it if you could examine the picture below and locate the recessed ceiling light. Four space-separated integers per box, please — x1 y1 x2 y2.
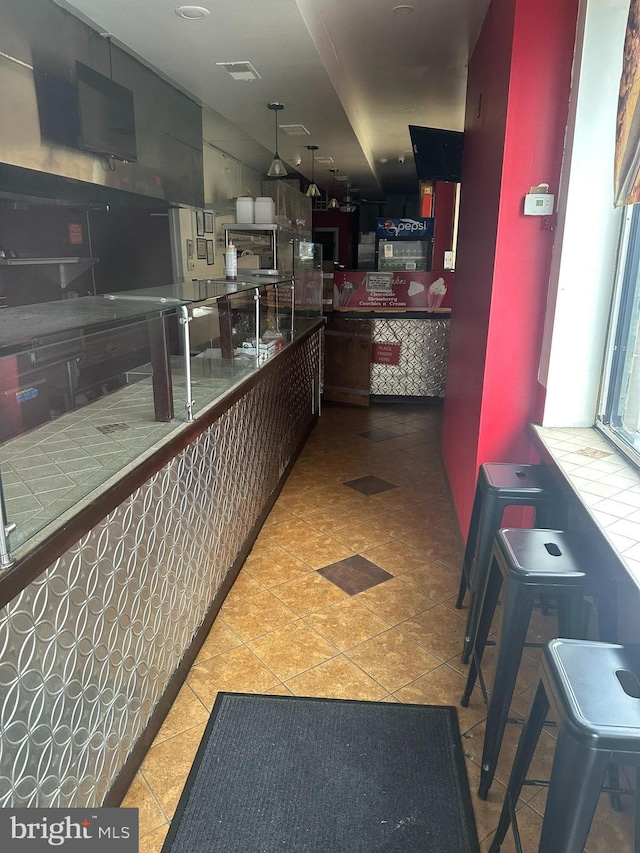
175 6 210 19
392 5 415 15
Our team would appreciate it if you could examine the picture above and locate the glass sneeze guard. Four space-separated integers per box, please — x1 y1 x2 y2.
0 274 323 561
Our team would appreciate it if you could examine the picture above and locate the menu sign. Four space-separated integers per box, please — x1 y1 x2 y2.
366 272 393 292
334 271 451 311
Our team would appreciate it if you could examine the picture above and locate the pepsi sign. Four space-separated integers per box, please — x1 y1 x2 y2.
375 217 435 239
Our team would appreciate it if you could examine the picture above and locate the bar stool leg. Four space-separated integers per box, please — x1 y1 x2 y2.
479 580 536 800
456 482 484 608
635 767 640 853
489 681 549 853
461 493 505 664
538 731 610 853
579 585 624 816
556 591 586 639
461 555 502 707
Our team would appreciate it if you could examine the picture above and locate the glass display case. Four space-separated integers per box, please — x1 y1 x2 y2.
376 238 433 272
0 272 323 560
0 294 188 441
293 239 322 325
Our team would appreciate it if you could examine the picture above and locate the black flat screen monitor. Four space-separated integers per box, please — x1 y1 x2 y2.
76 61 137 163
409 126 464 183
34 69 80 148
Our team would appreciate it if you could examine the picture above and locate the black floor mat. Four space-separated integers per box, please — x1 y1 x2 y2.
161 693 480 853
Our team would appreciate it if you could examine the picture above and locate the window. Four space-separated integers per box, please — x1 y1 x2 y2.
598 204 640 467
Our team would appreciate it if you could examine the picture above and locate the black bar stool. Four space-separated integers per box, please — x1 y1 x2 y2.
457 463 566 664
489 639 640 853
460 528 617 800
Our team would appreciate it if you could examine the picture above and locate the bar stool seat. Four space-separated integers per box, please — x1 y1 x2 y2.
457 463 566 664
460 528 616 800
490 639 640 853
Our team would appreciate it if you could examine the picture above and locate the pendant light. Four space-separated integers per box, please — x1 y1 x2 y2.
328 168 340 209
305 145 320 197
267 103 288 178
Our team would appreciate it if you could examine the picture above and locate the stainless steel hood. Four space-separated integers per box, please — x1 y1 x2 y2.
0 0 204 207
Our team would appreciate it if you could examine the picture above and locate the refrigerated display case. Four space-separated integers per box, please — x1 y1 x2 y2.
375 217 434 272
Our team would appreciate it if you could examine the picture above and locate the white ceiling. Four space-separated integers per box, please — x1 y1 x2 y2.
54 0 490 200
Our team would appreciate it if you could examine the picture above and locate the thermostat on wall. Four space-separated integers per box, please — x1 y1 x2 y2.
524 184 554 216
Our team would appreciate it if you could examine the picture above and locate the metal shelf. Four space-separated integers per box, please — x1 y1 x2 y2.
0 257 97 266
0 257 99 289
222 223 278 231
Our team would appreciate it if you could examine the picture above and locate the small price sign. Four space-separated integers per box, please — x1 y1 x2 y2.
68 222 84 245
371 343 401 365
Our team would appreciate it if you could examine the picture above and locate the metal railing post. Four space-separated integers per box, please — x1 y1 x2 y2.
0 472 16 570
178 305 194 421
254 287 261 367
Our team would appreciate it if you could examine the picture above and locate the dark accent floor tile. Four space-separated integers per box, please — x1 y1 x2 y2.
344 475 398 496
96 423 129 434
317 555 393 595
359 429 399 442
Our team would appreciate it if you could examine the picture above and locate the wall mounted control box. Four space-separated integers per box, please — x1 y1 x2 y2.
524 184 554 216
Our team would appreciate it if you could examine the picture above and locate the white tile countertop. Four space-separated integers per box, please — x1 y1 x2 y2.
533 424 640 593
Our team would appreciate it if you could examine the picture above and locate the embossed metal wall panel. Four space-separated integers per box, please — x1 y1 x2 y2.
0 333 320 808
370 318 449 397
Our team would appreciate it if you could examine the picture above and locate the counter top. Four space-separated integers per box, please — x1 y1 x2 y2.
104 274 293 306
0 293 187 353
532 424 640 594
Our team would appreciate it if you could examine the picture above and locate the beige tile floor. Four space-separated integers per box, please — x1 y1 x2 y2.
121 402 636 852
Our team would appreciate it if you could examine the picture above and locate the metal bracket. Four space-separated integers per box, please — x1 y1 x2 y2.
0 479 15 570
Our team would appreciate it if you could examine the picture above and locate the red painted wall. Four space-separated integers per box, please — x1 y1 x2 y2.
312 209 355 268
432 181 456 269
432 181 457 308
441 0 579 538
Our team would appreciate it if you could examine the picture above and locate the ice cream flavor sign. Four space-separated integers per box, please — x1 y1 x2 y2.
334 271 449 311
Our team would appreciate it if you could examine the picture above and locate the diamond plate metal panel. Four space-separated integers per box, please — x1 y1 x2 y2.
0 333 320 808
370 318 449 397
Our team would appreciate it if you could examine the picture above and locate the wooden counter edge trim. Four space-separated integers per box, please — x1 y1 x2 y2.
325 310 451 320
0 319 324 611
102 416 317 807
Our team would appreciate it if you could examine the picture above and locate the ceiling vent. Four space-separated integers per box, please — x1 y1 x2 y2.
215 61 261 81
279 124 310 137
315 156 334 164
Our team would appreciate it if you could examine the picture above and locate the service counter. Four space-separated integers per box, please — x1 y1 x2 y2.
0 278 323 809
324 269 452 404
324 311 450 404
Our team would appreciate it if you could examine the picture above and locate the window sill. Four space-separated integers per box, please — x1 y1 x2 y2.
532 424 640 592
